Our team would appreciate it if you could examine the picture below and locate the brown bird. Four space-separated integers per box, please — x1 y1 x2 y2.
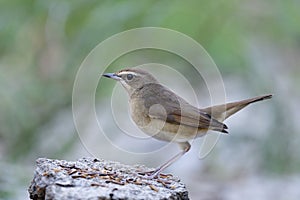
103 68 272 178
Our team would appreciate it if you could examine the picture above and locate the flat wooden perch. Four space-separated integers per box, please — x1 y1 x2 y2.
28 157 189 200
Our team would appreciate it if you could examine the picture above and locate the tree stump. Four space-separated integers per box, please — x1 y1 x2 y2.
28 157 189 200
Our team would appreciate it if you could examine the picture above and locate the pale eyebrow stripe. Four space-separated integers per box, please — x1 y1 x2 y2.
118 71 138 76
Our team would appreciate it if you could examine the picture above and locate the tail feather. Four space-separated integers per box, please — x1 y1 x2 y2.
201 94 273 121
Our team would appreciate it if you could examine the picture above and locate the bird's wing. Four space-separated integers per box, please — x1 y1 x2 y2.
141 84 228 133
167 106 228 133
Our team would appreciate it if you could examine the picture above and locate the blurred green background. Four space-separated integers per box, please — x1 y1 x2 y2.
1 0 300 199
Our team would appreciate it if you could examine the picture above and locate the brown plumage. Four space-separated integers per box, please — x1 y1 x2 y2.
103 68 273 178
131 83 229 134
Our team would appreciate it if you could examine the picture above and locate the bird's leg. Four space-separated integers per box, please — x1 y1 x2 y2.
139 142 191 179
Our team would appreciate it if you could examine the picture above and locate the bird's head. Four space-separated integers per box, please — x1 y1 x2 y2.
103 68 158 95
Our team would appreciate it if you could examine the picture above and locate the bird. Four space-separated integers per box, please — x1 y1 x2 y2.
103 68 272 178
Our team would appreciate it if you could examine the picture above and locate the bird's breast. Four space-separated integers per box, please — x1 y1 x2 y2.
129 98 151 127
129 97 206 142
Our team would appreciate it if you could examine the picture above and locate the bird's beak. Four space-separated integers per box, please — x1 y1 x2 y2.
102 73 121 80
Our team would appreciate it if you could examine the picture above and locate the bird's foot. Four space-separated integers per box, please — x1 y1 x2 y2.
137 169 173 182
137 169 159 179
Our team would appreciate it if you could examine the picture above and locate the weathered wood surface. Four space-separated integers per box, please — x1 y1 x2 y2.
28 157 189 200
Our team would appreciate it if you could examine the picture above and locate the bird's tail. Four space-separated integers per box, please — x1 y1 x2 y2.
201 94 273 122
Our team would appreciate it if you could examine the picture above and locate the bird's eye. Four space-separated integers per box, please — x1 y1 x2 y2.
127 74 133 80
